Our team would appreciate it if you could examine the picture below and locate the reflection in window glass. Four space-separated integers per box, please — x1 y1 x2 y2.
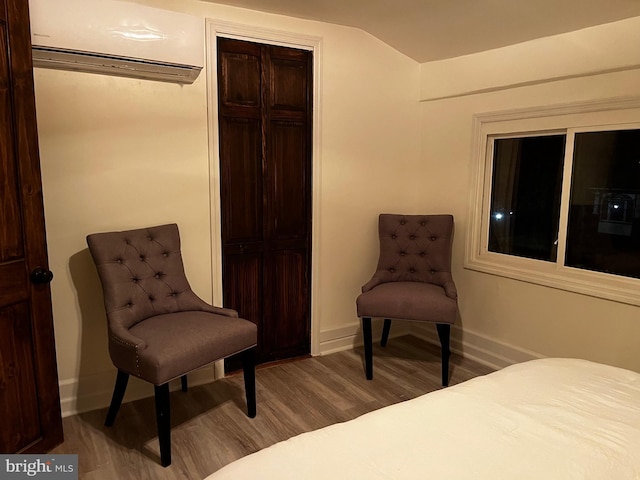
488 135 566 261
566 129 640 279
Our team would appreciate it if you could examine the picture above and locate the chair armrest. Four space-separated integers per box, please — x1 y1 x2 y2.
363 274 458 301
108 325 147 377
187 292 239 317
361 272 391 293
203 304 239 317
110 324 147 351
443 280 458 300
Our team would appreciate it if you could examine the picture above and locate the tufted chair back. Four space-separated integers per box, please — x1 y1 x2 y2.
362 214 457 299
87 223 217 332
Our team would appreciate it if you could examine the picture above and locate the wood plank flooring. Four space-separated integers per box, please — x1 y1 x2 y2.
51 335 494 479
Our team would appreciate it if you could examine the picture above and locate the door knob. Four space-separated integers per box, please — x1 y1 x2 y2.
30 267 54 284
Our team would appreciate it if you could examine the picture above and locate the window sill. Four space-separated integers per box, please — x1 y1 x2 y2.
464 251 640 307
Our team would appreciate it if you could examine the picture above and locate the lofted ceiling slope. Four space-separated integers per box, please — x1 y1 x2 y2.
205 0 640 62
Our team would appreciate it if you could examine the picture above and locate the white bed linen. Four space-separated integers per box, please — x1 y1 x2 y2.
206 358 640 479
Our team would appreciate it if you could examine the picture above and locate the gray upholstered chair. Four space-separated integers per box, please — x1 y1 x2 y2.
356 214 458 386
86 223 257 467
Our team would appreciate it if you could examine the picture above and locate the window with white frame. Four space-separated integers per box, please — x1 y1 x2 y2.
466 98 640 305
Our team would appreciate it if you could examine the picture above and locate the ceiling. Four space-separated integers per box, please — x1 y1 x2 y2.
206 0 640 62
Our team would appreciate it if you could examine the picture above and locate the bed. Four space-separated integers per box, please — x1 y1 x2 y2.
206 358 640 479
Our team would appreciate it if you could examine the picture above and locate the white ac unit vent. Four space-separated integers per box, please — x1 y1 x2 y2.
29 0 204 84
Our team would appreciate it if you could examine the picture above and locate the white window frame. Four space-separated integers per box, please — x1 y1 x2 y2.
466 96 640 306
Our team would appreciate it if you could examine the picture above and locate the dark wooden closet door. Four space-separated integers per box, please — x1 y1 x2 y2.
217 38 312 366
0 0 62 453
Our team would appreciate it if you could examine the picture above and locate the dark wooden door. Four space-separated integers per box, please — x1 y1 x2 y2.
0 0 62 453
217 38 312 367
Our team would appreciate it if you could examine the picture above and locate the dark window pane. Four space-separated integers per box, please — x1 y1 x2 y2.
566 129 640 279
488 135 566 261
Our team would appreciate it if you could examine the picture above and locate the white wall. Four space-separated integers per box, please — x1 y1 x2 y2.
33 0 420 416
36 0 640 417
417 17 640 372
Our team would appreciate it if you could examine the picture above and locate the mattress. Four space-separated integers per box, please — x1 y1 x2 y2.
205 358 640 479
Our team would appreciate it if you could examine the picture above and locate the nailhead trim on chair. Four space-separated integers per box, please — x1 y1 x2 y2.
110 334 142 377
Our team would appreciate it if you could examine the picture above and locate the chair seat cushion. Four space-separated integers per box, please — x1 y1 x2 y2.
127 311 257 385
356 281 457 324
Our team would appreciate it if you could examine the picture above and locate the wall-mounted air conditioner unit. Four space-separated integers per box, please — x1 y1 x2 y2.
29 0 204 84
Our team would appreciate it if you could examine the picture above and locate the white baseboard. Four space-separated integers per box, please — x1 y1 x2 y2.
410 323 543 370
318 320 411 355
59 367 217 418
318 321 543 370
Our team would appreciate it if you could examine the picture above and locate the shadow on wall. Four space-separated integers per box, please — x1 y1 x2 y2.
68 248 153 415
68 249 113 414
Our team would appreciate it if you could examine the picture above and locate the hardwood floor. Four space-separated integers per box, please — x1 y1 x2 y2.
51 335 494 479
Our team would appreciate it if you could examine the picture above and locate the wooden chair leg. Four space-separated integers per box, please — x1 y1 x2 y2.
362 317 373 380
436 323 451 387
242 348 257 418
380 318 392 347
154 383 171 467
105 370 129 427
180 375 188 392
